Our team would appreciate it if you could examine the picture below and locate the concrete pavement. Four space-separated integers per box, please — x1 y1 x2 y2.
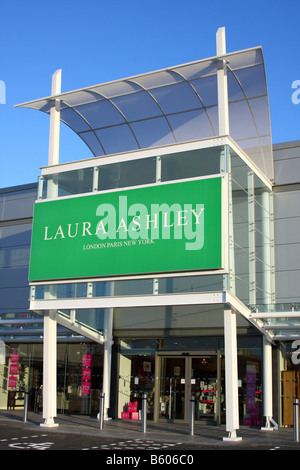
0 410 300 450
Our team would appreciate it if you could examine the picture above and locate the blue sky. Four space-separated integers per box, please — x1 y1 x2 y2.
0 0 299 188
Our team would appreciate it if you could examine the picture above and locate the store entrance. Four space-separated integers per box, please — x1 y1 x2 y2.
156 353 224 424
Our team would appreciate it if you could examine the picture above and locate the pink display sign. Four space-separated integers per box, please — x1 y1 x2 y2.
9 364 18 375
82 382 91 395
10 351 19 363
244 364 262 427
8 376 17 389
82 352 92 396
82 353 92 368
8 350 19 390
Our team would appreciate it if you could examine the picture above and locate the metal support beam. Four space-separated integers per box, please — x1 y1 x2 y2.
261 337 277 430
54 311 104 343
48 69 61 166
248 171 256 304
216 27 229 136
30 292 225 311
227 153 236 295
223 307 242 441
41 311 59 427
251 312 300 319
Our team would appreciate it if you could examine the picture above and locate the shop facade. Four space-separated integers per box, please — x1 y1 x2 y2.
8 132 273 440
1 28 300 439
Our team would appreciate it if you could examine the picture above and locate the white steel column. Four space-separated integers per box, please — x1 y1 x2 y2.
103 308 113 419
223 307 242 441
41 311 59 427
216 27 229 136
42 70 61 426
248 171 256 305
261 337 277 430
228 153 236 295
48 69 61 166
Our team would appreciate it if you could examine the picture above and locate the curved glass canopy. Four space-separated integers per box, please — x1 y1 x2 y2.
16 46 273 180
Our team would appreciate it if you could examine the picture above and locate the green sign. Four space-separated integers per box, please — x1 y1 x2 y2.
29 177 223 281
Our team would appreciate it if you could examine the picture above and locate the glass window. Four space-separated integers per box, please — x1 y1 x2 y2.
229 149 274 304
0 245 30 268
1 342 103 416
33 283 88 300
57 343 103 416
118 339 157 420
0 187 37 221
98 157 156 190
56 283 88 299
161 147 222 182
75 309 105 332
113 279 154 296
42 167 94 198
237 337 262 427
158 275 224 294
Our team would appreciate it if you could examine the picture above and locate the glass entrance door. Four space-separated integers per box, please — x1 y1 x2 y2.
156 353 223 423
159 357 186 421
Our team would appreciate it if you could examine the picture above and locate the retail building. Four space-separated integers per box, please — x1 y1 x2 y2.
0 28 299 440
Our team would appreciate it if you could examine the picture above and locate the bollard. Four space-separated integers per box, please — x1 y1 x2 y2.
142 393 147 433
190 396 195 436
294 398 299 442
23 390 29 423
99 391 105 431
